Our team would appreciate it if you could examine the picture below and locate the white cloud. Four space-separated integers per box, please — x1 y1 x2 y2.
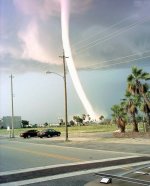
13 0 60 20
18 20 58 64
0 45 20 58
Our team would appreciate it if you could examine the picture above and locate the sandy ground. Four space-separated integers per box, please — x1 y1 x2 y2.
49 132 150 145
1 132 149 145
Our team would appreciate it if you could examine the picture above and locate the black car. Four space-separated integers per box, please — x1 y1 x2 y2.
37 129 61 138
20 130 39 138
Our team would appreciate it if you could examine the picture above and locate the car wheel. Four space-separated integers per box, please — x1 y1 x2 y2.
47 134 51 138
27 135 30 138
57 134 60 136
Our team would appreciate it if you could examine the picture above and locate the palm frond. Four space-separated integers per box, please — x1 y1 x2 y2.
144 73 150 80
127 74 134 82
125 90 132 97
136 69 143 78
141 83 149 93
132 66 140 78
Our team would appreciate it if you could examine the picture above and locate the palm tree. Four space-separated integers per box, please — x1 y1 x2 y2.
99 115 104 124
127 66 150 108
140 100 150 127
111 104 126 133
99 115 104 122
73 115 83 125
44 122 48 127
125 92 140 132
87 114 91 122
59 119 64 126
82 114 86 121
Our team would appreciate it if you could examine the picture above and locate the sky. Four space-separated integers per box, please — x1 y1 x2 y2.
0 0 150 124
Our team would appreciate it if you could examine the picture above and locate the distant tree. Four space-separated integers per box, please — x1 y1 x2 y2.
111 104 126 133
44 122 48 127
82 114 86 125
22 120 29 128
87 114 91 122
73 116 76 122
69 120 75 126
73 116 83 125
103 118 111 125
99 115 104 122
32 124 37 128
82 114 86 120
59 119 64 126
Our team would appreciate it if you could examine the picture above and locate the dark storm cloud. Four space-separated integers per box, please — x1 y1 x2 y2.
1 0 150 73
70 0 150 70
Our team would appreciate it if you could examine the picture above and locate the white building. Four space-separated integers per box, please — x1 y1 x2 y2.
1 116 22 129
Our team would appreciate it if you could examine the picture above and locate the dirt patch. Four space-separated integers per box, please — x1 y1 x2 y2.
113 131 150 138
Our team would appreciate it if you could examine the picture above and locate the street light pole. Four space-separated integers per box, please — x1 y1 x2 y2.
60 50 69 141
46 50 69 141
10 74 15 138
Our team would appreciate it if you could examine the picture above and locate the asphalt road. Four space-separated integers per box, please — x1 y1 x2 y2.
0 137 142 172
28 165 150 186
0 134 150 185
1 162 150 186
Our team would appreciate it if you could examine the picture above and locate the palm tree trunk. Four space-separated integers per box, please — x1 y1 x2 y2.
116 118 125 133
132 114 139 132
142 93 150 109
120 124 125 133
147 113 150 126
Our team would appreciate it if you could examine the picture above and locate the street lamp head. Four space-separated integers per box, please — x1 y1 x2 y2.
46 71 64 78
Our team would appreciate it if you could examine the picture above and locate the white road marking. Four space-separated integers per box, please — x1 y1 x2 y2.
0 155 143 176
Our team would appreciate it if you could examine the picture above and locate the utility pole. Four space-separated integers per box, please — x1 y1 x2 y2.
59 50 69 141
10 74 15 138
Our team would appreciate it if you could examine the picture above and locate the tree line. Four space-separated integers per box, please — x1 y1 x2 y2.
59 114 105 126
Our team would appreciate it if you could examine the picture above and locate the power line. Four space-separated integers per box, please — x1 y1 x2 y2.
82 55 150 70
72 15 133 48
74 17 150 55
29 16 150 73
80 49 150 69
35 49 150 73
71 16 150 71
